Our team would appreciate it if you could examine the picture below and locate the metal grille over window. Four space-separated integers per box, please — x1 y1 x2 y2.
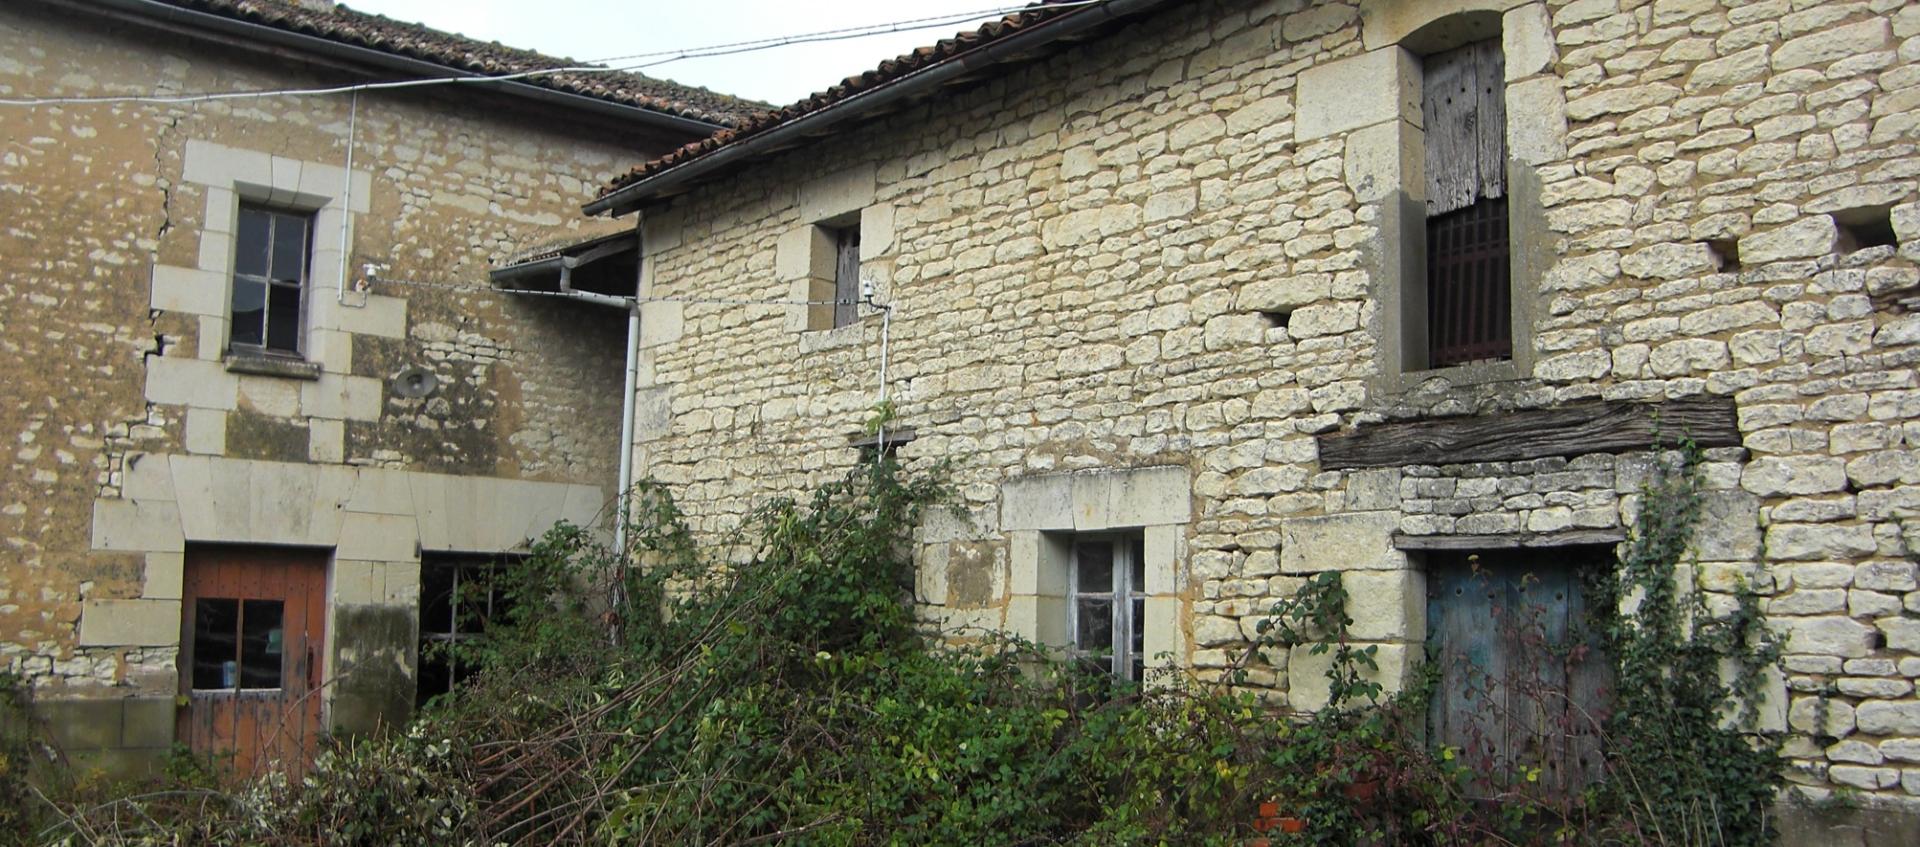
1427 198 1512 366
230 205 312 356
1069 534 1146 682
1422 37 1510 368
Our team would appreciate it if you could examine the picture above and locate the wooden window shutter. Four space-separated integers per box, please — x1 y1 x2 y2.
1422 39 1506 216
833 227 861 328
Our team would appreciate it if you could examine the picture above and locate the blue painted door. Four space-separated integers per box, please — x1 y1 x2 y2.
1425 548 1611 799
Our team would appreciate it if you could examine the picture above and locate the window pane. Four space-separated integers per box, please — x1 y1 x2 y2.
191 598 239 690
1074 597 1112 654
235 209 271 277
420 561 457 637
1075 542 1112 594
230 278 266 346
270 214 308 283
265 283 301 353
239 599 284 689
1128 537 1145 593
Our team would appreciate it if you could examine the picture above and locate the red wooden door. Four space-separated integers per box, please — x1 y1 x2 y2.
178 545 329 779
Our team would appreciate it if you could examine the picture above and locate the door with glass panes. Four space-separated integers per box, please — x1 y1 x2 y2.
178 545 328 777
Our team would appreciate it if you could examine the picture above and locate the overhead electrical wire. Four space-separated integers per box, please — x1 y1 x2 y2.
0 0 1107 107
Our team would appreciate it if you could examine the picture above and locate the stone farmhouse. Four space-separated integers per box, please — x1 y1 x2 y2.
8 0 1920 838
0 0 759 774
586 0 1920 837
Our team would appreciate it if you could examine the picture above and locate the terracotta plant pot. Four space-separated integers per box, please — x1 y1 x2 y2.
1277 816 1306 833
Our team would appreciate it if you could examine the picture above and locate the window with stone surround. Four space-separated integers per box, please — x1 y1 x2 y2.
1067 532 1147 682
1294 4 1561 388
1000 466 1190 681
229 204 313 358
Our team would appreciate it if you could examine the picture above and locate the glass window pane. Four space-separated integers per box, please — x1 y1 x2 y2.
235 208 271 278
1129 536 1145 593
265 283 301 353
1075 598 1112 654
270 214 308 283
229 278 266 346
420 561 456 637
191 598 239 690
1075 542 1112 594
239 599 284 689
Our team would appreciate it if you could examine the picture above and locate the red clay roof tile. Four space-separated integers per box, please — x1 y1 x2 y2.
149 0 768 126
596 0 1094 199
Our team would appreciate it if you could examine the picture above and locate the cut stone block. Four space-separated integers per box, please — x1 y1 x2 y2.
1280 511 1405 572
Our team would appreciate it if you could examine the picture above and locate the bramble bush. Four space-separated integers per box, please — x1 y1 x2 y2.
29 443 1783 845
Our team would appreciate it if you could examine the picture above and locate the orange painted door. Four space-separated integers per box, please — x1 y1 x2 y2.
178 545 329 779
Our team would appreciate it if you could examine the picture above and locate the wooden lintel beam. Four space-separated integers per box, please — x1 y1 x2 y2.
1317 396 1740 470
1394 529 1628 552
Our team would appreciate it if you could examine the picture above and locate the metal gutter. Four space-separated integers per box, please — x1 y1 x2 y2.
585 0 1173 217
491 239 637 309
489 257 568 284
59 0 729 136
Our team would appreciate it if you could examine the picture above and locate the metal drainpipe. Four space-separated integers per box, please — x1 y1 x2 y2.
613 278 641 563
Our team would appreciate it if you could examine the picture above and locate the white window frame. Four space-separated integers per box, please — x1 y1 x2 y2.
1066 532 1146 682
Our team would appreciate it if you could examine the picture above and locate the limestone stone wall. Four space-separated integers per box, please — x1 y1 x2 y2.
0 2 651 757
627 0 1920 812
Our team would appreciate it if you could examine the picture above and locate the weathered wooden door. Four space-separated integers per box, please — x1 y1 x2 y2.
178 545 328 778
1426 548 1611 798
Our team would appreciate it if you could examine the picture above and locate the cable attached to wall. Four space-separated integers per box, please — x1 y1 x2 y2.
363 266 879 309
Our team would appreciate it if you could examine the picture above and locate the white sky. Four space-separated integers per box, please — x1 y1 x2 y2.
343 0 1022 106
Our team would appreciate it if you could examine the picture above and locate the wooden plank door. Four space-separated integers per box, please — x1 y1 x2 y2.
178 545 329 779
1426 549 1611 799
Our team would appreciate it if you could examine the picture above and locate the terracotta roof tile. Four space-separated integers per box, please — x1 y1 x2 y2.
149 0 767 126
598 0 1093 198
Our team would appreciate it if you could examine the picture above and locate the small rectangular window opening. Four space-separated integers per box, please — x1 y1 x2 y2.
831 224 862 328
1260 310 1291 330
1833 206 1898 253
1068 533 1146 682
1705 238 1741 272
230 205 312 357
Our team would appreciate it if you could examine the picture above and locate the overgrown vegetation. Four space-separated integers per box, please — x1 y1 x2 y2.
1590 444 1784 845
20 444 1783 845
2 672 39 847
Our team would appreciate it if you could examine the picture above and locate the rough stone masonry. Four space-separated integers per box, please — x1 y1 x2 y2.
614 0 1920 833
0 0 697 772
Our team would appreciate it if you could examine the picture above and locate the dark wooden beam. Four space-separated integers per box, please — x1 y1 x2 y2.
1318 396 1740 470
1394 529 1627 551
847 427 917 451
